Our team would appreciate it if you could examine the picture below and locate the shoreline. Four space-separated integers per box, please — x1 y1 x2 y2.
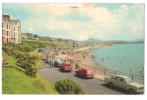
73 44 144 81
73 44 113 72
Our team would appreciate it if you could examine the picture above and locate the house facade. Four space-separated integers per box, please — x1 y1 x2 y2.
11 20 21 44
2 15 11 44
2 15 22 44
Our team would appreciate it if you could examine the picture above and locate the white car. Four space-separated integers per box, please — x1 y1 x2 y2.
54 58 64 67
104 74 144 94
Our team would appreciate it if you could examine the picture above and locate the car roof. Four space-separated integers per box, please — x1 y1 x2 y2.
113 74 129 79
79 68 91 70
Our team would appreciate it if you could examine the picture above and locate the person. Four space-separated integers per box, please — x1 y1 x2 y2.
75 60 80 70
52 59 55 67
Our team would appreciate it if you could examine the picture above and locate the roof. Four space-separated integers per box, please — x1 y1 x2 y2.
113 74 129 79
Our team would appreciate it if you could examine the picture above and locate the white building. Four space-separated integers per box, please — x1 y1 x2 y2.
2 15 22 44
11 20 21 44
2 15 11 44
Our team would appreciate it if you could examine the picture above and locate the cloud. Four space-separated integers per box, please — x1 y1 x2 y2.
3 3 144 41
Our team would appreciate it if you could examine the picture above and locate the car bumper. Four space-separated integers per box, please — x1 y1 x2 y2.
63 68 72 71
86 75 94 78
136 90 144 93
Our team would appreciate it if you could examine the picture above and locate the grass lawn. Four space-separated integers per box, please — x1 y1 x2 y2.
2 52 58 94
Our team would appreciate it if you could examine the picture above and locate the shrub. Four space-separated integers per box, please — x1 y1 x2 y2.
55 79 85 94
17 52 41 77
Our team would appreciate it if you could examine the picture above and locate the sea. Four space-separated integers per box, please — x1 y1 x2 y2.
92 43 144 76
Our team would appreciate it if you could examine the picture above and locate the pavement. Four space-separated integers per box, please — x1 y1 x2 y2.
38 62 127 94
94 74 105 81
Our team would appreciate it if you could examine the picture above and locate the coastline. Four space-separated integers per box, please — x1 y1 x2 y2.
73 44 144 83
73 44 113 76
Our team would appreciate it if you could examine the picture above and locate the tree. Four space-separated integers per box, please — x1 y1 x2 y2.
34 34 38 38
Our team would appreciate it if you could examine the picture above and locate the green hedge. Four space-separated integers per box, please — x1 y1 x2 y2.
17 52 41 77
55 79 85 94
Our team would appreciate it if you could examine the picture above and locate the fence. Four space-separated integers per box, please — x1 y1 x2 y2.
82 64 144 84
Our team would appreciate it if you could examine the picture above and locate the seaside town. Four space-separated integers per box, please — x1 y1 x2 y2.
2 4 144 95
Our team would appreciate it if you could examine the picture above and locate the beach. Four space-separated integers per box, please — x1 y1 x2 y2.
73 44 144 84
73 44 113 76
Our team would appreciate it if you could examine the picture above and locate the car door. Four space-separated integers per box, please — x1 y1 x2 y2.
81 70 85 77
78 69 82 76
111 76 118 86
117 77 126 89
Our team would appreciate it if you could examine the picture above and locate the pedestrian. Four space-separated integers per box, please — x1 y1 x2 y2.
52 59 55 67
75 60 80 70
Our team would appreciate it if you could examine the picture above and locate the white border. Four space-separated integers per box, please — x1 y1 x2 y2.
0 0 146 100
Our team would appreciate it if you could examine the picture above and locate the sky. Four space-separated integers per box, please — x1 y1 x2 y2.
2 3 144 41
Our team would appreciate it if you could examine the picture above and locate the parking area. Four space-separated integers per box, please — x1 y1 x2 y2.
39 62 127 94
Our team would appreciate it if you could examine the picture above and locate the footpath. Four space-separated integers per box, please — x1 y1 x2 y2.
94 74 106 81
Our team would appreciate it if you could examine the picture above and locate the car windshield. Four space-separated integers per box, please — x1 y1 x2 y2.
125 77 133 83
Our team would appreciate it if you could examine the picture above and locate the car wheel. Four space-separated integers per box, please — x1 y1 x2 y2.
90 77 94 79
76 74 78 76
129 89 135 94
108 82 113 87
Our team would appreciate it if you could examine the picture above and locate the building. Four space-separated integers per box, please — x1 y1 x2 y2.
11 20 21 44
2 15 22 44
2 15 11 44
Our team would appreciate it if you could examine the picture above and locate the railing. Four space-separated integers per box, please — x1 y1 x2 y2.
81 64 144 84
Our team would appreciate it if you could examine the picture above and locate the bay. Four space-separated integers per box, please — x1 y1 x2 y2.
92 43 144 76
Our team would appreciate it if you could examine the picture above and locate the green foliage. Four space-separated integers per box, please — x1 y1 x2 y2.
2 67 57 94
17 52 41 77
55 79 85 94
2 53 57 94
35 76 58 94
2 52 21 70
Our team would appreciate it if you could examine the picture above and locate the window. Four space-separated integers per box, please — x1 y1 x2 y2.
2 30 4 34
7 38 8 42
119 78 125 82
111 75 118 80
7 31 8 36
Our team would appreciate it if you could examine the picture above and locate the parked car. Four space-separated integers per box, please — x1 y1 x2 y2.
54 58 64 67
75 68 94 79
61 62 72 72
45 58 53 66
104 74 144 94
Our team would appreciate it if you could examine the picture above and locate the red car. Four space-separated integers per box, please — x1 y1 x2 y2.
75 68 94 79
62 62 72 72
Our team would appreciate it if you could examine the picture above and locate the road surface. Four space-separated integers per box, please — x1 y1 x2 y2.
39 62 127 94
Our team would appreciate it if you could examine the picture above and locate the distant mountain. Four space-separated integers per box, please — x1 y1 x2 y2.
85 37 101 43
129 39 144 43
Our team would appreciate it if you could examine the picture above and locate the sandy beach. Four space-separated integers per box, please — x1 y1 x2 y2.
73 44 114 75
73 44 110 67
